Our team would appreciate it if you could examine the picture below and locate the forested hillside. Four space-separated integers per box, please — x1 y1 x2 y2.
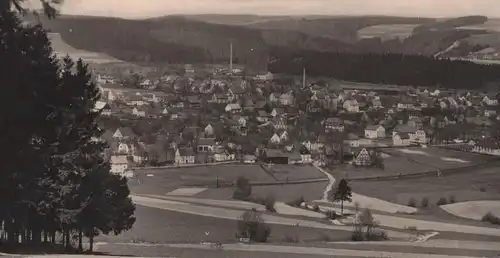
269 48 500 89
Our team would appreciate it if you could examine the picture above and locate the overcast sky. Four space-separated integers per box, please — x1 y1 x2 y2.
30 0 500 18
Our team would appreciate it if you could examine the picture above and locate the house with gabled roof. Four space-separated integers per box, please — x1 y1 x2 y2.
113 127 136 140
225 103 242 113
343 99 359 113
110 155 131 175
197 137 215 152
364 124 385 139
483 95 498 106
128 94 146 106
269 133 281 145
132 106 147 117
175 147 195 164
323 117 344 132
393 132 411 146
353 148 373 167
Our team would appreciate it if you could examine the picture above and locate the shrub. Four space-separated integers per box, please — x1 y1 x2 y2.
366 229 389 241
479 186 487 192
264 195 276 213
436 197 448 206
237 209 271 243
312 204 321 212
351 226 364 241
318 233 331 242
407 197 417 207
448 195 456 204
233 177 252 200
284 235 299 243
420 197 429 208
325 210 338 220
482 212 500 225
286 196 305 207
406 226 418 232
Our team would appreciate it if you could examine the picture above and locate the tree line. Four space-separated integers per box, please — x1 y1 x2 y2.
269 48 500 90
0 2 135 253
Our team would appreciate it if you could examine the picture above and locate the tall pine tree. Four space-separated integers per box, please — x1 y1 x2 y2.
0 1 135 251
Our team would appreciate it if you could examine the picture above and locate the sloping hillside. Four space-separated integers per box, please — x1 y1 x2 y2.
245 16 434 42
23 14 500 67
47 33 123 64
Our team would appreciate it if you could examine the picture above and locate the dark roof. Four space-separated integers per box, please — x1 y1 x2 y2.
117 127 136 138
178 147 195 156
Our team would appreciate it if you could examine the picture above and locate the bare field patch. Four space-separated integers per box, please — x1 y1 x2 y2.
357 24 419 39
130 165 272 195
441 201 500 221
383 147 488 170
48 33 124 64
350 166 500 207
197 182 328 203
264 164 326 181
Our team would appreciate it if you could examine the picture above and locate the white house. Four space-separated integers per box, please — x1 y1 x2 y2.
430 89 440 97
483 95 498 106
343 99 360 113
268 93 279 103
279 92 295 106
132 107 146 117
393 132 411 146
117 142 132 155
214 150 236 162
174 148 195 164
279 131 289 142
393 125 426 144
243 155 257 164
270 133 281 144
413 130 427 144
484 109 497 117
225 103 241 113
110 155 129 175
302 140 324 152
364 125 385 139
255 72 273 81
204 124 214 136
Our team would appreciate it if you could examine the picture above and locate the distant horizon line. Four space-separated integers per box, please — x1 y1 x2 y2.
46 11 497 20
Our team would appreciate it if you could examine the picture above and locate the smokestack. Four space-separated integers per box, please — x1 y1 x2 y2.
302 68 306 88
229 41 233 74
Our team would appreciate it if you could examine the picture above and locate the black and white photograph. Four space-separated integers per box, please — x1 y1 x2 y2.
1 0 500 257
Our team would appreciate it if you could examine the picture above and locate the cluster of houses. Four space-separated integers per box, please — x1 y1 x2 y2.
94 71 500 176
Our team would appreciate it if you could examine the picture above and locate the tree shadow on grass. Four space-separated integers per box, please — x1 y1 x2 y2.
0 243 134 256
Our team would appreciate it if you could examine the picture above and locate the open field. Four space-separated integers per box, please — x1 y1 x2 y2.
349 166 500 207
48 33 123 64
263 164 326 181
97 205 351 245
441 201 500 220
383 147 492 170
333 147 492 179
131 164 327 197
357 24 419 39
459 19 500 32
131 165 272 195
197 181 328 203
95 244 371 258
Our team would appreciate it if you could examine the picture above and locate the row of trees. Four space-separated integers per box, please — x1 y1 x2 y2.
0 1 135 252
